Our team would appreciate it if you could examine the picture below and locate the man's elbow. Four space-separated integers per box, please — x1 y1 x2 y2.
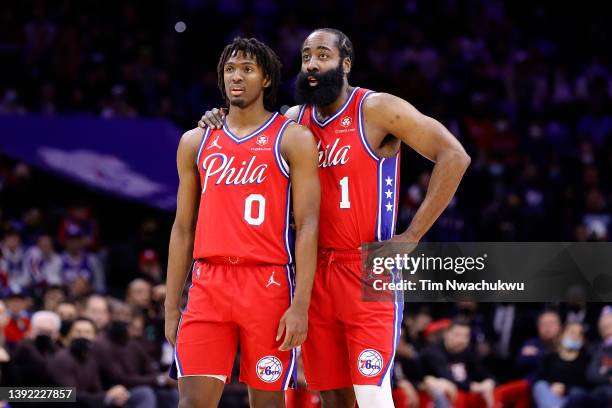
458 150 471 170
441 148 471 170
295 214 319 236
170 220 194 241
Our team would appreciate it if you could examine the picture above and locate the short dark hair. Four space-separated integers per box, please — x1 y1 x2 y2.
312 28 354 64
538 309 560 321
66 317 97 333
217 37 282 111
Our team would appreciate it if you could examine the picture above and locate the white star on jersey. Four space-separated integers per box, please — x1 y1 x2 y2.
385 176 393 186
385 190 393 199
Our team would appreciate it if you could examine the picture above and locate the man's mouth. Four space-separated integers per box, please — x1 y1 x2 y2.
230 87 245 96
307 76 319 87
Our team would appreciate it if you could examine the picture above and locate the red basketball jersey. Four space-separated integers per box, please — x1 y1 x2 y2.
297 87 400 250
193 113 294 265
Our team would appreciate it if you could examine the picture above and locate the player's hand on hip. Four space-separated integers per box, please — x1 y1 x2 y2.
198 107 227 129
276 304 308 351
363 233 419 270
164 307 181 347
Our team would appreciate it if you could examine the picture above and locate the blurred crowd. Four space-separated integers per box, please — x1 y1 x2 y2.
0 0 611 241
0 0 611 406
0 159 611 407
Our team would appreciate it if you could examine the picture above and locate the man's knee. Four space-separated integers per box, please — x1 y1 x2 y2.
248 388 285 408
320 388 356 408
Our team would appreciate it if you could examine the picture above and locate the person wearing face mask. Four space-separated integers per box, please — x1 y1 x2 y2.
93 317 176 408
533 322 591 408
12 310 61 386
50 317 131 408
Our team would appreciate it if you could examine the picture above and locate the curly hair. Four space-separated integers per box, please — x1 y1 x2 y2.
217 37 282 111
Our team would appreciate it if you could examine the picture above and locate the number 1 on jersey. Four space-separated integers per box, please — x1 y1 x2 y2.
244 194 266 225
339 176 351 209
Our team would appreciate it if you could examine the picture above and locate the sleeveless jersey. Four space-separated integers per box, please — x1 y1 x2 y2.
297 87 400 250
193 113 295 265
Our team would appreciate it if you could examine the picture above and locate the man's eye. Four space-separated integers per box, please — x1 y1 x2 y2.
302 55 310 61
319 54 328 59
245 67 253 73
225 66 233 72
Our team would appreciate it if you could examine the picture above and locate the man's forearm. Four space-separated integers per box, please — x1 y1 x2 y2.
404 150 469 240
291 221 318 309
165 224 195 310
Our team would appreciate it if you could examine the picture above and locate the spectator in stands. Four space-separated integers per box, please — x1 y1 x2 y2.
81 294 111 332
137 249 163 285
58 205 100 250
19 207 45 246
455 302 490 348
43 285 66 311
2 289 30 347
1 229 26 291
517 310 562 380
54 301 78 321
532 322 590 408
126 278 154 323
126 279 164 360
404 307 433 349
50 317 136 408
59 224 105 296
586 308 612 405
23 234 62 294
420 319 530 408
423 319 452 347
93 314 178 408
109 299 133 323
12 310 61 386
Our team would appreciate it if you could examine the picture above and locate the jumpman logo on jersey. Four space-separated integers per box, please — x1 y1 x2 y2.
266 271 281 287
207 135 222 150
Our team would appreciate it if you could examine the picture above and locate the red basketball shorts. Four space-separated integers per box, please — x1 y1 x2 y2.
170 260 297 391
301 250 404 390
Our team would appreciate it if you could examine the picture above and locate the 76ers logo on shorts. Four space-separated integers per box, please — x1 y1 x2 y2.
256 356 283 383
357 349 384 377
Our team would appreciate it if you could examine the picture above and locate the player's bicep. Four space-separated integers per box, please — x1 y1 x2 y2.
282 126 320 228
174 130 202 230
366 93 465 162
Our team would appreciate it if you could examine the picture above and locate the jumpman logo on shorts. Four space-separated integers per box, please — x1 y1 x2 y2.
207 135 222 150
266 271 281 288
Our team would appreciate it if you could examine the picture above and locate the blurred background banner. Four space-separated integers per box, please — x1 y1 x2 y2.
0 115 181 210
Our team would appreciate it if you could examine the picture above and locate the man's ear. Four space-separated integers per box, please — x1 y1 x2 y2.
343 57 352 75
263 76 271 88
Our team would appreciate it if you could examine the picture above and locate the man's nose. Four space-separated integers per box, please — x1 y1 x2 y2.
306 59 319 72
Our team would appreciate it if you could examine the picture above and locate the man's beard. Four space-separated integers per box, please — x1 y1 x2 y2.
295 63 344 106
229 97 246 108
